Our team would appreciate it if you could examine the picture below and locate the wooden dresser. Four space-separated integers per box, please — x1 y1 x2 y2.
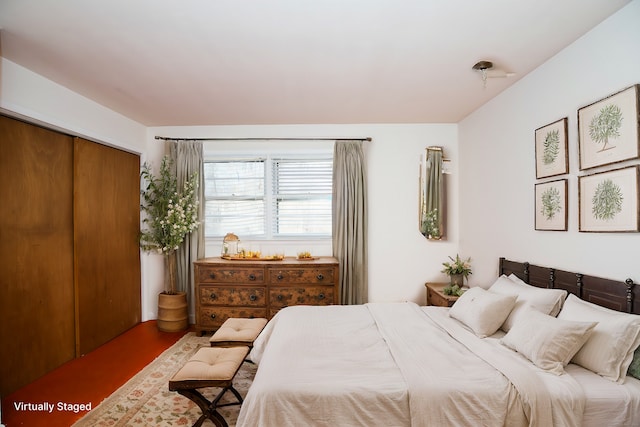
194 256 339 334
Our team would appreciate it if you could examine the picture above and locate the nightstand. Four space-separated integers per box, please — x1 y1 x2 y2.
425 282 459 307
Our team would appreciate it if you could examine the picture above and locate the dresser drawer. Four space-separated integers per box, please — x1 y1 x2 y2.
269 286 334 309
199 286 266 307
199 307 268 330
268 267 335 284
197 267 264 284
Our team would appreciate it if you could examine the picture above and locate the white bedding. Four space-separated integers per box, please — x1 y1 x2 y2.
566 364 640 427
240 304 410 426
236 302 637 427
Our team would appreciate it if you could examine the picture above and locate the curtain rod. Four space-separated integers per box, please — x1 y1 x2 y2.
154 136 372 142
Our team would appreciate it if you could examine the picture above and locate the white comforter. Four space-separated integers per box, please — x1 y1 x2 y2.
237 302 585 427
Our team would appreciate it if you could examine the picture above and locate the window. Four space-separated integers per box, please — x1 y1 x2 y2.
204 154 333 239
204 160 266 237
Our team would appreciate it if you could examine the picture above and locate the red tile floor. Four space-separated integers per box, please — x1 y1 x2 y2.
2 321 187 426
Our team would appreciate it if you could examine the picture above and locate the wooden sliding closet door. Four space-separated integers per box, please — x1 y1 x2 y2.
0 116 76 396
74 138 141 356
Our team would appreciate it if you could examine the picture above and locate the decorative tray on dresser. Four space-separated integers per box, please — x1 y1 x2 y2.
194 256 339 334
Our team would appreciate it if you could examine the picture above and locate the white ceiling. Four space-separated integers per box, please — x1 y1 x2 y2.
0 0 630 126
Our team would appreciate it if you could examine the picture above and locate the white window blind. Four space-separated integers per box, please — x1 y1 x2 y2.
271 159 333 236
204 155 332 239
204 160 266 237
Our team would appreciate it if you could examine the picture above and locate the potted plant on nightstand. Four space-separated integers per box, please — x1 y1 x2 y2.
140 156 200 332
441 254 472 296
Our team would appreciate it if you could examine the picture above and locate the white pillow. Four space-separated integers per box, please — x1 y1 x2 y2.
507 274 567 316
501 309 597 375
507 273 527 286
557 294 640 383
449 286 517 338
488 275 567 332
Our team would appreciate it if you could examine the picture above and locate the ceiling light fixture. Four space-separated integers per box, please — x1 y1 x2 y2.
472 60 493 88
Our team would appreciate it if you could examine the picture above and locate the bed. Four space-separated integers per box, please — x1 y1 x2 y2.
236 258 640 427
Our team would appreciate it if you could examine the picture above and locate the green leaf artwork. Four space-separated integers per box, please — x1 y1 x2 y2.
589 104 623 152
543 129 560 165
591 179 623 220
541 186 561 220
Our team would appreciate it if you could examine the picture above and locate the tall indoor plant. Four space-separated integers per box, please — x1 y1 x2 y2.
140 156 199 331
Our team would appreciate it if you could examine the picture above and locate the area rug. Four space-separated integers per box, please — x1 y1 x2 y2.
73 333 257 426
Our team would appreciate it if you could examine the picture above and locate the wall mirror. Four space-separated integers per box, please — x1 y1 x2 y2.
419 146 445 240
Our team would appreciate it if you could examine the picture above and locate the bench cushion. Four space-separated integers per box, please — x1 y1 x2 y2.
210 318 268 347
169 346 249 388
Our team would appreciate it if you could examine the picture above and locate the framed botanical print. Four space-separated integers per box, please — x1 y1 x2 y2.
535 179 568 231
579 165 639 232
578 85 640 170
535 118 568 179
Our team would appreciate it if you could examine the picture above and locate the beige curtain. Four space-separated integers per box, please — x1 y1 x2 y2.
332 140 368 305
169 141 205 316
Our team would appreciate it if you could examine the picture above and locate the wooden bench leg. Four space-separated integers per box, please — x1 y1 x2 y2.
169 346 249 427
212 384 244 407
177 384 243 427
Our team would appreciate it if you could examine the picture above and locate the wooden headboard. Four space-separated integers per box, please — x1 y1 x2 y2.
499 257 638 314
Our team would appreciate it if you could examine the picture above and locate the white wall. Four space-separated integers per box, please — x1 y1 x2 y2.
150 123 460 310
459 1 640 288
0 58 147 154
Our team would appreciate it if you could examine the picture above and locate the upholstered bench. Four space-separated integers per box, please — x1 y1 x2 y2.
209 317 268 348
169 346 250 427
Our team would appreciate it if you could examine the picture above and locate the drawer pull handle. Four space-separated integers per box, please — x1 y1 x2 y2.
317 274 324 281
250 294 257 301
277 294 283 301
210 293 217 300
249 274 256 281
277 274 284 280
209 273 216 279
210 313 216 319
318 293 325 300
